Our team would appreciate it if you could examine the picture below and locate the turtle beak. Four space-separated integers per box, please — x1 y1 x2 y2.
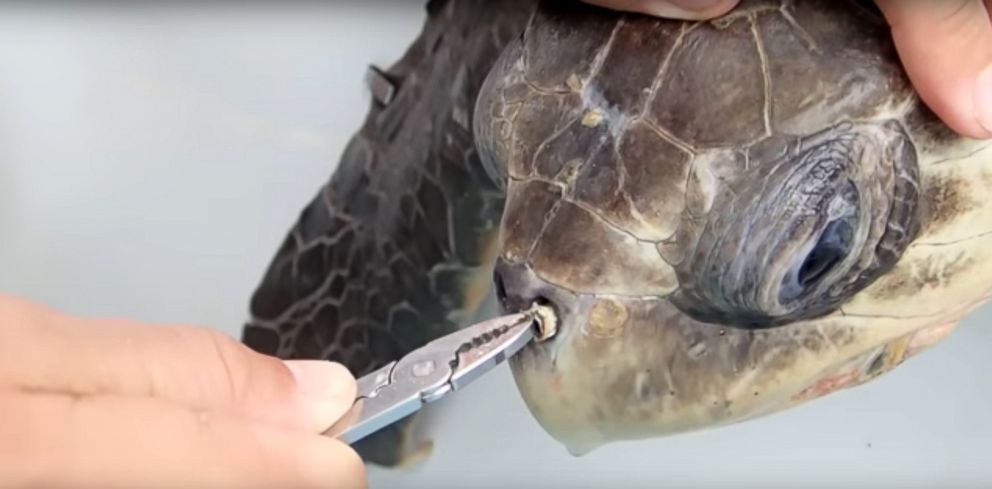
489 257 946 456
492 257 611 452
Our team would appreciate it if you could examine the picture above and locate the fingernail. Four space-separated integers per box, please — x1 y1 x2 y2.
642 0 736 19
283 360 353 400
283 360 357 432
974 64 992 137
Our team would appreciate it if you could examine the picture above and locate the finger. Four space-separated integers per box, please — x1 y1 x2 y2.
0 293 356 434
581 0 739 20
875 0 992 138
1 391 366 489
323 397 365 439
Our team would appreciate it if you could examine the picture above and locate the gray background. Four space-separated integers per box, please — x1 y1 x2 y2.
0 3 989 488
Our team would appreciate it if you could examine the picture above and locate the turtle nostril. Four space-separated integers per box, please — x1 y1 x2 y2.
493 259 559 315
494 270 509 307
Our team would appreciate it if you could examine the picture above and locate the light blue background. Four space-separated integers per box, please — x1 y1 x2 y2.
1 4 988 487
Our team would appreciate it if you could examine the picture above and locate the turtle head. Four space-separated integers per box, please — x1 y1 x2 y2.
475 0 992 454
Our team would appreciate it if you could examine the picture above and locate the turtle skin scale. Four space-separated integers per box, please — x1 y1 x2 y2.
242 0 533 466
242 0 992 466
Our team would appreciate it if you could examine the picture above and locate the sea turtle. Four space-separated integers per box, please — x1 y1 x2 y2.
240 0 992 467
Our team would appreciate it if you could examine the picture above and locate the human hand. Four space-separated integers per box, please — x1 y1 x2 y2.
0 293 365 489
581 0 992 140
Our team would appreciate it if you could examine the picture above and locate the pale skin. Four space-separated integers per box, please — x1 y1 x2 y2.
1 1 987 488
0 294 366 489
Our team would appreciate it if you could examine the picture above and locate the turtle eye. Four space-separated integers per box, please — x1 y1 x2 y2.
798 218 852 287
779 184 859 303
669 121 921 329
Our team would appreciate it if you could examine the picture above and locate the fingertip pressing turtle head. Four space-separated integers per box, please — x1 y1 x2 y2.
475 0 992 454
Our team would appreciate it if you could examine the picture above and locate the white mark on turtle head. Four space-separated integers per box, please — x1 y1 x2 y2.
580 82 628 139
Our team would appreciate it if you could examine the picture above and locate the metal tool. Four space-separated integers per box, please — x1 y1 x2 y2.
333 311 541 444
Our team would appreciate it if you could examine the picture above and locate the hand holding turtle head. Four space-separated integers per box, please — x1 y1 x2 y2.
581 0 738 19
584 0 992 140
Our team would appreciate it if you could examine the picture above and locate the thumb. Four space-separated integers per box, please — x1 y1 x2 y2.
875 0 992 139
0 293 357 434
582 0 740 20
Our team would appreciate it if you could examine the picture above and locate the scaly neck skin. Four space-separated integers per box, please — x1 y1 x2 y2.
241 0 535 466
